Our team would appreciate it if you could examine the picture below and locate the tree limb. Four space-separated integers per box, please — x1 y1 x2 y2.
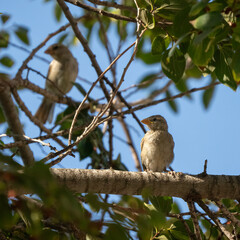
49 169 240 199
0 76 34 166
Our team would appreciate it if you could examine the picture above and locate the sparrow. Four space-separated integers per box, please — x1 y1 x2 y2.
35 43 78 123
140 115 174 172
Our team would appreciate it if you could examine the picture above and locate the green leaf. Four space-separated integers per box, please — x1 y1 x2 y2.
161 48 186 83
1 14 10 24
151 36 166 56
192 12 223 31
57 33 68 43
0 194 16 229
175 79 191 99
231 51 240 82
137 215 153 240
189 0 208 17
170 230 189 240
173 7 192 37
169 33 189 58
54 3 62 22
166 90 178 112
14 26 30 45
0 56 14 67
139 9 155 29
232 23 240 44
105 224 128 240
78 137 94 160
138 73 158 88
112 154 128 171
137 51 161 64
73 82 88 97
203 87 215 109
149 196 173 214
214 48 237 90
188 37 215 66
0 107 6 124
145 0 154 8
208 1 227 12
0 31 9 48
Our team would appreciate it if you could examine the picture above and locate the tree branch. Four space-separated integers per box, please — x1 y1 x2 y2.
187 200 202 240
65 0 136 22
0 76 34 166
196 199 235 240
48 170 240 199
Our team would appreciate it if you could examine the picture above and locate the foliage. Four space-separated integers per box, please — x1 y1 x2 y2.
0 0 240 239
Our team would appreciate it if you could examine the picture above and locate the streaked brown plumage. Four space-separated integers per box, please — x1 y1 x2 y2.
35 43 78 123
141 115 174 172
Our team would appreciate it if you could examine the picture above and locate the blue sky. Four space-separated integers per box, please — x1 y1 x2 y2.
1 0 240 178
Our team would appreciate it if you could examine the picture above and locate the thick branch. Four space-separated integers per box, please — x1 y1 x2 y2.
0 77 34 166
49 169 240 199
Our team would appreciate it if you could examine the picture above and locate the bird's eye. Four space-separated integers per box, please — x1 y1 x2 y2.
53 45 59 50
152 118 157 121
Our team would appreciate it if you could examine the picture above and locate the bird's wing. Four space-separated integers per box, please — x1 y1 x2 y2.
140 137 144 150
45 60 64 95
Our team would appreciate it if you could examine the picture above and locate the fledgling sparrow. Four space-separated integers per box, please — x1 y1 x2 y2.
35 43 78 123
141 115 174 172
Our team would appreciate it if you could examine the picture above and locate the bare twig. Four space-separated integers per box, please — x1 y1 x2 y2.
93 82 219 130
67 40 136 145
87 0 136 12
41 81 220 164
56 0 113 145
215 200 240 228
187 200 202 240
101 82 221 121
196 199 235 240
11 77 72 105
15 21 73 79
119 118 142 172
11 87 67 149
0 124 86 150
65 0 136 23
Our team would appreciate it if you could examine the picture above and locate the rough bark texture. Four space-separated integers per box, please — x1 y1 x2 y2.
51 169 240 199
0 77 34 166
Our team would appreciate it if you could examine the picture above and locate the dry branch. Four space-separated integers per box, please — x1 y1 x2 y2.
0 77 34 166
49 169 240 199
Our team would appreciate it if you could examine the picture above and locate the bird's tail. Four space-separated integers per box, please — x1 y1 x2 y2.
35 98 55 124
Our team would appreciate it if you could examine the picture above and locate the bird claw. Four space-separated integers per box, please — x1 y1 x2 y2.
168 171 183 178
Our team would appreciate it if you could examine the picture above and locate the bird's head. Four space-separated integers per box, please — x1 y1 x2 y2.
141 115 168 131
45 43 72 61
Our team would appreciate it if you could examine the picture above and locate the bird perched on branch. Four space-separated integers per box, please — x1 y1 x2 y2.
141 115 174 172
35 43 78 123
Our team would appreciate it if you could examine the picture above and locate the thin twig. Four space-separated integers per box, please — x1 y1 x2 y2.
187 200 202 240
15 21 74 79
68 41 136 145
87 0 136 12
215 200 240 228
0 124 86 150
168 213 195 240
97 82 221 125
11 87 67 149
196 199 235 240
40 81 220 163
119 118 142 171
66 0 136 23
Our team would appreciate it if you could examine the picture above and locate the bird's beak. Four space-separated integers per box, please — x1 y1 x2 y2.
44 48 52 55
141 118 151 125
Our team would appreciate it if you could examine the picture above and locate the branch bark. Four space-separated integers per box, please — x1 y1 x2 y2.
48 169 240 199
0 76 34 166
